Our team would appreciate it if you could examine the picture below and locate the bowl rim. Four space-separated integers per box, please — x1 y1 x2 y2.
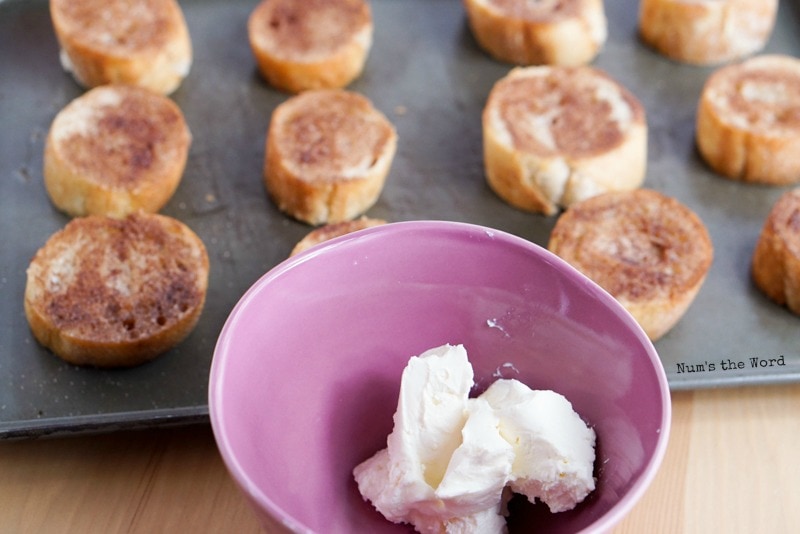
208 219 672 534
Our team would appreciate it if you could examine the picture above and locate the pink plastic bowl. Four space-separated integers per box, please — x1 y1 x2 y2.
209 220 671 533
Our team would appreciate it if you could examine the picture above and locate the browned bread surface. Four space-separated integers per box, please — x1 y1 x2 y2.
482 65 647 216
49 0 192 94
265 89 397 226
462 0 607 66
44 84 191 218
639 0 777 65
24 212 209 367
696 54 800 185
548 189 713 340
248 0 372 93
752 188 800 315
290 217 387 256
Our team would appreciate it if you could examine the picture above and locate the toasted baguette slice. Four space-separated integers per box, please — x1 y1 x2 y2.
463 0 607 66
696 55 800 185
548 189 713 341
265 89 397 226
24 212 209 367
482 65 647 216
752 188 800 315
49 0 192 95
639 0 777 65
44 84 191 218
290 217 387 256
248 0 372 93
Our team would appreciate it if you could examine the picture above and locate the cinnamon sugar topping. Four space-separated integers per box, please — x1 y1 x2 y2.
486 0 580 20
52 85 189 189
710 65 800 133
490 67 643 157
252 0 371 58
51 0 176 53
273 91 395 182
550 190 712 301
36 214 206 342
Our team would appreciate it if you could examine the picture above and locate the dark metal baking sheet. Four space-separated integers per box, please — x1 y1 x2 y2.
2 0 800 438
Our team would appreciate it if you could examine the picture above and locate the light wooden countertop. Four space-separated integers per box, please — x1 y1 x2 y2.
1 384 798 533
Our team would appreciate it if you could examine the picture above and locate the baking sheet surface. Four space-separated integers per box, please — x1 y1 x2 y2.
2 0 800 438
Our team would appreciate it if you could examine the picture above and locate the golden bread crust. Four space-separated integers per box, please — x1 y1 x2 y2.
248 0 372 93
639 0 777 65
548 189 713 340
44 84 191 218
752 188 800 314
49 0 192 94
24 212 209 367
696 55 800 185
265 89 397 225
462 0 607 66
482 65 647 215
290 217 387 256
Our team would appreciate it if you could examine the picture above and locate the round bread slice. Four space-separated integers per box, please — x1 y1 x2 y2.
49 0 192 95
696 54 800 185
638 0 777 65
24 212 209 367
548 189 713 341
482 65 647 216
44 84 191 218
752 188 800 315
248 0 372 93
462 0 607 66
265 89 397 226
290 217 387 256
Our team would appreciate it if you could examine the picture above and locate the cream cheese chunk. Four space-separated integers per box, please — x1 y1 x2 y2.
481 379 597 513
353 344 597 533
353 344 513 532
391 343 474 491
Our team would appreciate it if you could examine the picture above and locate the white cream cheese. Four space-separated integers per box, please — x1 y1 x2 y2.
353 344 596 533
481 379 597 513
353 344 513 532
390 343 473 491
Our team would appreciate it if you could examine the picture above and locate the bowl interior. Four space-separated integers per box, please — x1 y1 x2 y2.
209 221 670 533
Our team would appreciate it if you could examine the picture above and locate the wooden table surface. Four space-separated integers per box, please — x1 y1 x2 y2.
1 384 798 534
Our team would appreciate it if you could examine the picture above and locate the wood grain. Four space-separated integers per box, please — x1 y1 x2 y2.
615 390 694 533
1 385 798 533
